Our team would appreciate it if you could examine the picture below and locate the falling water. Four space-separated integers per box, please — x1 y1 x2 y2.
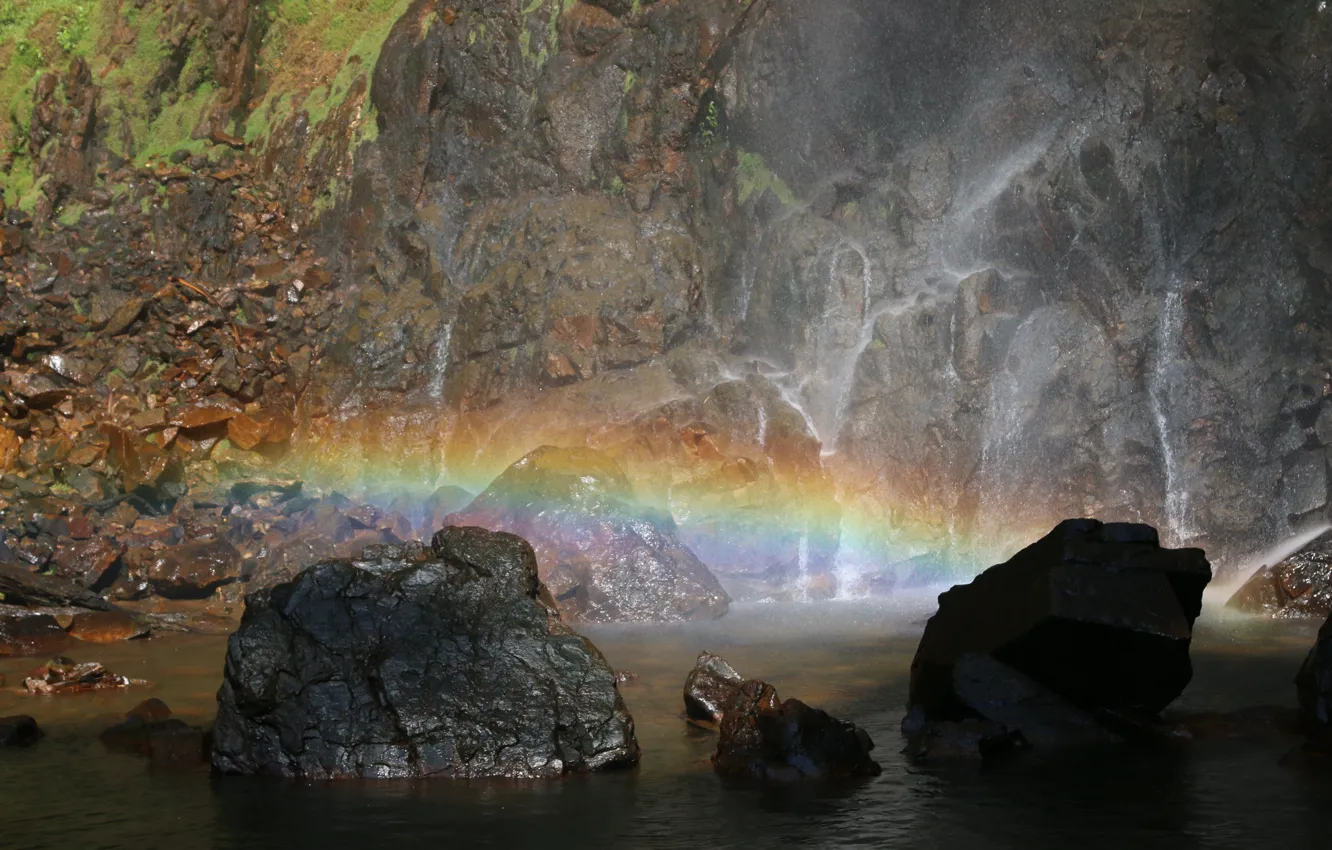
426 321 454 400
1148 282 1194 545
796 531 811 601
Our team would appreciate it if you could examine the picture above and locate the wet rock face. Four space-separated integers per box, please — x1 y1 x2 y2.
684 651 744 726
713 680 880 781
212 527 640 779
116 540 243 600
447 446 730 623
906 519 1211 752
1227 530 1332 619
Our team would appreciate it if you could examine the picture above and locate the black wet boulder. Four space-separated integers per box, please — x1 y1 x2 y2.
684 651 744 727
1297 613 1332 747
907 519 1211 743
212 528 640 779
713 680 880 780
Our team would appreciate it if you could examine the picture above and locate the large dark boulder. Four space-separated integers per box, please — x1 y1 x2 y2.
212 527 640 779
1227 530 1332 619
684 651 745 727
714 680 880 781
907 519 1211 747
447 446 730 624
1296 614 1332 748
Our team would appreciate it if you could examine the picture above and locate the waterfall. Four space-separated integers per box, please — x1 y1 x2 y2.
1148 281 1194 545
796 531 811 601
426 321 454 400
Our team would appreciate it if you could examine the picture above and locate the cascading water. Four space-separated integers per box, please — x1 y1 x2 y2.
426 321 454 400
1148 279 1196 546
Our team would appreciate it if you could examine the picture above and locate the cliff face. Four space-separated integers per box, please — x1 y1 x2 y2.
4 0 1332 589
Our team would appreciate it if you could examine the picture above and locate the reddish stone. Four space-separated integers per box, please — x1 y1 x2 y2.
175 404 239 431
226 413 267 450
67 610 148 643
50 537 123 587
0 615 72 657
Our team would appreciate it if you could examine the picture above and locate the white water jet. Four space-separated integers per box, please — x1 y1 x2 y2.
426 321 454 400
796 531 811 602
1148 281 1196 546
1213 521 1332 595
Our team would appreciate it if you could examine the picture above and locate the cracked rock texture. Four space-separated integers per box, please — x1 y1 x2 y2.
211 526 640 779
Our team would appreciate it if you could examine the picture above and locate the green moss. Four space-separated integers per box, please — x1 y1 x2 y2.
2 147 33 207
56 200 87 225
736 149 798 207
244 0 411 153
135 81 217 162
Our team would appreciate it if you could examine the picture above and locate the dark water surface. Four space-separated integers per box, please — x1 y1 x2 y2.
2 599 1330 850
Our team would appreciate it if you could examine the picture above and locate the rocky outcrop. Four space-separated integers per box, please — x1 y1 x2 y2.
1227 530 1332 618
447 446 729 623
684 651 744 727
212 527 640 779
904 519 1211 757
714 679 880 781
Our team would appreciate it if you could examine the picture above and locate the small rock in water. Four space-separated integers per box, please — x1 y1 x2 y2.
66 610 149 643
211 526 639 779
22 657 148 694
0 715 43 747
101 699 205 766
684 651 744 727
713 680 880 781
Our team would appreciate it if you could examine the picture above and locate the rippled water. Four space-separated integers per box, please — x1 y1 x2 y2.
2 598 1330 850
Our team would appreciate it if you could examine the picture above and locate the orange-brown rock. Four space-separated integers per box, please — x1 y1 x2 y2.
226 412 267 450
67 610 148 643
0 426 21 471
174 403 240 431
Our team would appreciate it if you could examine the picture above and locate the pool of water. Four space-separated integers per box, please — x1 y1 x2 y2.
2 598 1330 850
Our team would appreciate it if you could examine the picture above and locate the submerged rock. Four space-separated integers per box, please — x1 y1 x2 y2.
447 446 730 624
0 715 43 747
906 519 1211 753
713 680 880 781
101 699 206 766
684 651 745 727
1227 530 1332 619
212 527 640 779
